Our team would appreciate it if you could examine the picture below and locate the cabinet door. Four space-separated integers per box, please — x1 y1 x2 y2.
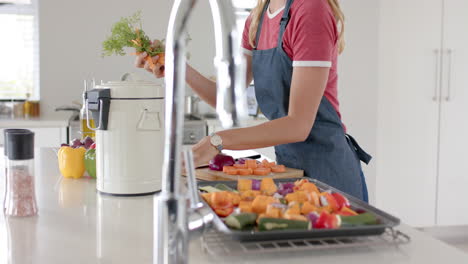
376 0 443 226
437 0 468 226
0 127 66 148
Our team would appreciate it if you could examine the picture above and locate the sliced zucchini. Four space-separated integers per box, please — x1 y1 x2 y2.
340 213 378 226
225 213 258 230
258 217 311 231
214 183 237 192
199 186 222 193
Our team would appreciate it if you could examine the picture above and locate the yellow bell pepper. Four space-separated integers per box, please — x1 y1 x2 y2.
58 146 86 178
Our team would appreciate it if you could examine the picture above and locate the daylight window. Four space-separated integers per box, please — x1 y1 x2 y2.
0 0 39 100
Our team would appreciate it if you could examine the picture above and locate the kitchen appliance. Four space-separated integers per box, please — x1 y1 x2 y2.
183 119 207 145
184 95 201 118
55 106 80 143
85 75 165 195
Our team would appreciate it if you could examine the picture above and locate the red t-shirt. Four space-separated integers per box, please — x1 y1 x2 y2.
242 0 342 119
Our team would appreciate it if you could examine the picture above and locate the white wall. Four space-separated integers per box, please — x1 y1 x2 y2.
39 0 216 118
339 0 380 203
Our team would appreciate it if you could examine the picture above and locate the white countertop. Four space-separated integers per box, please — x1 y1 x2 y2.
0 148 467 264
0 117 69 128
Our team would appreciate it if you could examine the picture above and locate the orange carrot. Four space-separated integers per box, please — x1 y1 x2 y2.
271 165 286 173
233 164 247 169
253 168 271 176
238 168 253 176
157 52 165 66
246 160 258 169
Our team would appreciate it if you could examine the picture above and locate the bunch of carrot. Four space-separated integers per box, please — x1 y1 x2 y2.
101 11 165 70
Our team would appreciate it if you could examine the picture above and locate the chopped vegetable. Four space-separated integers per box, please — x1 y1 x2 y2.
238 168 253 176
337 207 358 216
253 167 271 176
211 191 233 208
239 201 254 213
237 179 252 192
251 179 261 191
209 154 235 171
223 166 235 173
233 163 247 169
300 202 318 215
199 186 222 193
245 159 258 169
214 206 234 217
258 217 311 231
320 192 339 212
214 183 236 192
271 165 286 173
260 178 277 195
307 212 320 227
285 191 308 203
315 211 340 229
340 213 378 226
251 195 277 214
225 213 258 229
332 193 350 210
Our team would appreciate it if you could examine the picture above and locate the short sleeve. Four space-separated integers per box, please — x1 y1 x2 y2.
241 16 253 56
284 0 338 67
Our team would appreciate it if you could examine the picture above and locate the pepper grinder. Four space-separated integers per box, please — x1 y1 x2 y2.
4 130 38 217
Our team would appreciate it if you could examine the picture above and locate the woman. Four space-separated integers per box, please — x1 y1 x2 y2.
136 0 371 201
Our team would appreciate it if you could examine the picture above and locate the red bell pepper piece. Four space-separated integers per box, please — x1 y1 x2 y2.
315 211 340 229
331 193 350 210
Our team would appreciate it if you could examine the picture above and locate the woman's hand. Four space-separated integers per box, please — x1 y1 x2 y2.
192 136 219 168
134 40 165 78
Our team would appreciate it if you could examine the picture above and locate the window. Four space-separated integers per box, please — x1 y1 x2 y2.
0 0 39 100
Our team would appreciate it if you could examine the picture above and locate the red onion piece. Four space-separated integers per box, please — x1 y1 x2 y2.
252 179 261 190
209 154 235 171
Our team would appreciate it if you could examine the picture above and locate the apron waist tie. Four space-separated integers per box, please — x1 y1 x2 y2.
346 134 372 165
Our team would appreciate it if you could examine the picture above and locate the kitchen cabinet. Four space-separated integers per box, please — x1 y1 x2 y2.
437 0 468 226
377 0 468 226
0 127 67 148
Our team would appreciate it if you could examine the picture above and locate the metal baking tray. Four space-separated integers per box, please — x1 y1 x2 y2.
198 178 400 242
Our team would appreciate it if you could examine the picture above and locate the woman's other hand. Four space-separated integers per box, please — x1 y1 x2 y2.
134 40 165 78
192 136 219 168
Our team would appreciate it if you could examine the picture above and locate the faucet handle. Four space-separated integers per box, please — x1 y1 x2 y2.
183 149 203 209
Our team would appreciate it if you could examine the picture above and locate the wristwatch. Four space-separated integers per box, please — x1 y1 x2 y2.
209 132 223 152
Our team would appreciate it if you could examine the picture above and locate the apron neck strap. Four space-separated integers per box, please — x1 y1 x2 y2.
277 0 294 48
254 0 270 50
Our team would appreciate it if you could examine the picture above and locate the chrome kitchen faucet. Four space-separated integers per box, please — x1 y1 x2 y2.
154 0 247 263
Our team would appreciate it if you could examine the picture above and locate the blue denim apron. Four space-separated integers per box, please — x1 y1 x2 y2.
252 0 372 201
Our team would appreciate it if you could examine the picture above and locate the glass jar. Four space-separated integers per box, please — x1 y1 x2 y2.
4 130 38 217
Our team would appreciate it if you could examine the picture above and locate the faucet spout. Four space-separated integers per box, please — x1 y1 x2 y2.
154 0 246 263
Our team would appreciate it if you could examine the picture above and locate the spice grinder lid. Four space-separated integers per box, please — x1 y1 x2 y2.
6 130 34 160
3 129 31 156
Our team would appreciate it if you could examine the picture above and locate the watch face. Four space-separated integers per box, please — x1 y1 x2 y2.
211 134 222 146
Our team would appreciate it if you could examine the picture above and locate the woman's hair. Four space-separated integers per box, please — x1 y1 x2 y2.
248 0 345 54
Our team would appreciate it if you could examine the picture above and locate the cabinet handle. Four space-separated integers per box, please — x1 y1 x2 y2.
445 49 453 102
433 49 441 101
